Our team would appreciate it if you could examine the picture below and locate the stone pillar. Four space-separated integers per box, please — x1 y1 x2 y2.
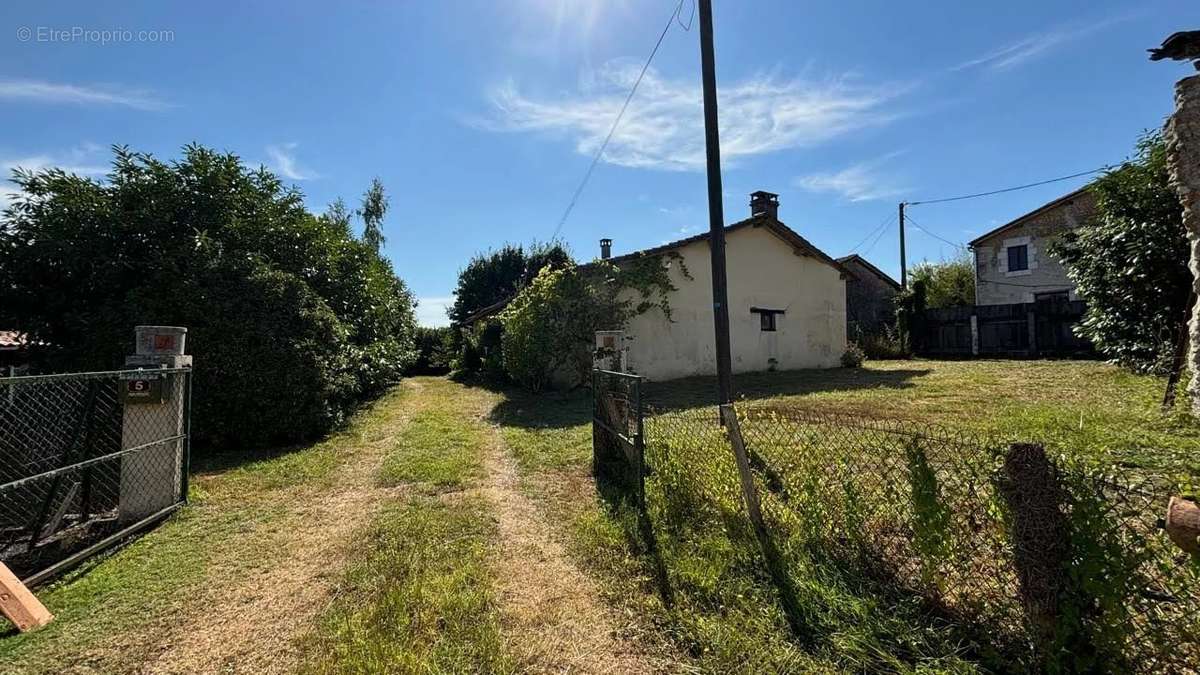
119 326 191 523
1166 75 1200 415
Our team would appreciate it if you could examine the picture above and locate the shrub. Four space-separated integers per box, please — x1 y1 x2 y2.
857 324 911 360
499 266 603 392
409 326 454 375
840 344 865 368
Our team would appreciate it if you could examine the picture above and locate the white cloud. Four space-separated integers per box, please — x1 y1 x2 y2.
266 143 319 181
794 154 907 203
1 142 109 178
0 79 167 110
481 63 899 171
951 16 1131 72
416 296 453 328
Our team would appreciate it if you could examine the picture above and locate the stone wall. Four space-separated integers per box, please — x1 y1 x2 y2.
1166 74 1200 415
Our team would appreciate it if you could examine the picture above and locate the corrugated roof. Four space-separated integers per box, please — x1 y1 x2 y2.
836 254 901 290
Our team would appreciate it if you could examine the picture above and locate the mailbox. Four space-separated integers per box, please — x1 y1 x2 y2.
123 372 167 404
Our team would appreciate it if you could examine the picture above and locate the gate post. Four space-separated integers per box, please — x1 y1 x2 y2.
119 326 191 523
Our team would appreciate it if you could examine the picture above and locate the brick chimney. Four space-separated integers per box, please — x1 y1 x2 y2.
750 191 779 220
600 238 612 259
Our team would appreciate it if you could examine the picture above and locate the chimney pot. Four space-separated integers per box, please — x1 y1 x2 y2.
750 191 780 220
600 238 613 260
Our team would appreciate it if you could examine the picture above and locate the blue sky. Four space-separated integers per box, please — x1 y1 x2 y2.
1 1 1196 326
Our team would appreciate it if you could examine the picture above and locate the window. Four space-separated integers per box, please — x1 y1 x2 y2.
1007 244 1029 272
751 306 783 332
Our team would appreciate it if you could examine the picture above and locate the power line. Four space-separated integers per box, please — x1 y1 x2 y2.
848 212 895 254
904 213 965 250
549 0 690 242
860 220 891 257
906 167 1108 206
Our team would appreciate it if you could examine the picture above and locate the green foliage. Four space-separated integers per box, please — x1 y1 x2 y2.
1053 131 1189 374
840 344 865 368
359 177 388 252
447 242 571 326
904 440 953 584
499 265 610 392
854 324 911 360
908 252 975 309
0 144 417 449
408 326 453 375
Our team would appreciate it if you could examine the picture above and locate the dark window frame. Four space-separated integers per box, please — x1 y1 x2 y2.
750 306 784 333
1007 244 1029 272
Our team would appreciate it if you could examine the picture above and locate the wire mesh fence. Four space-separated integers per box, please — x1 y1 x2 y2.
595 370 1200 672
0 368 190 584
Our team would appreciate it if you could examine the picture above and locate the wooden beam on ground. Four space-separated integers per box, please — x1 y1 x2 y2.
0 561 54 632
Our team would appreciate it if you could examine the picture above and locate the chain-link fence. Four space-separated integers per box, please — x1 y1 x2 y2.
0 368 191 585
597 370 1200 672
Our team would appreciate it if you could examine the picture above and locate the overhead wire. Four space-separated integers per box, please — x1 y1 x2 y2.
903 213 965 251
848 212 895 254
905 167 1108 206
549 0 692 242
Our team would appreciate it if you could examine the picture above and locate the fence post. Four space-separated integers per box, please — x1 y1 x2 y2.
635 375 646 509
1026 307 1038 357
970 314 980 356
119 326 191 524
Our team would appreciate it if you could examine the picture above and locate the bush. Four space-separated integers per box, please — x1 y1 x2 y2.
499 266 602 392
0 144 417 451
841 344 865 368
857 324 911 360
409 326 454 375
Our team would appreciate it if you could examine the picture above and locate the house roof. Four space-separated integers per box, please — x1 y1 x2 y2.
456 214 851 326
967 185 1094 248
836 254 901 290
603 213 853 278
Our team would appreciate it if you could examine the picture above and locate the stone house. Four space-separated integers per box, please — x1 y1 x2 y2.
836 254 900 339
600 191 851 380
968 187 1097 306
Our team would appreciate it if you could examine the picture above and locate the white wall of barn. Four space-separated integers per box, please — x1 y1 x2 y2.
617 224 847 381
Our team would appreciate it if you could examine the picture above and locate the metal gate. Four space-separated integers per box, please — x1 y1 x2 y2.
591 369 644 503
0 368 191 585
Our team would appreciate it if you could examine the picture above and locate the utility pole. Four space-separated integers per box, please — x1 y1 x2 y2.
698 0 733 405
898 201 907 290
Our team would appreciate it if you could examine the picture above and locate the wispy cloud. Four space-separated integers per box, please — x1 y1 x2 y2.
951 15 1133 72
1 142 110 178
480 62 900 171
794 153 908 203
416 296 453 327
266 143 319 181
0 79 168 110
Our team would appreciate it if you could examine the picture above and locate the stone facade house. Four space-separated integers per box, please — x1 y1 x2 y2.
968 187 1097 306
601 191 851 380
836 254 900 339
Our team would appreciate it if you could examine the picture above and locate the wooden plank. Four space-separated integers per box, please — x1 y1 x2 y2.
0 561 53 632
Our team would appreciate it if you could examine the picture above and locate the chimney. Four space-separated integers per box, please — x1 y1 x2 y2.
600 238 612 260
750 191 779 220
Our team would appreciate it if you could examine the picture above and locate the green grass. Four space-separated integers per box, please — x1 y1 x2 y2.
379 379 488 489
488 359 1200 673
305 377 514 674
0 386 414 674
301 496 514 675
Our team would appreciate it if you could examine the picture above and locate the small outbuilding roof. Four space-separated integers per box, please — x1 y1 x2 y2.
0 331 30 351
836 254 900 290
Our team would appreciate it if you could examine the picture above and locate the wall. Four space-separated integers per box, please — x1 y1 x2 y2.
1166 74 1200 415
972 191 1096 306
842 258 899 337
620 224 846 381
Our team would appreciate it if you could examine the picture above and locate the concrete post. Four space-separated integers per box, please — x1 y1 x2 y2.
119 326 191 523
1165 75 1200 415
970 314 980 356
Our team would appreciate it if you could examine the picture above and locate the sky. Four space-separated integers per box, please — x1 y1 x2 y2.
1 1 1196 327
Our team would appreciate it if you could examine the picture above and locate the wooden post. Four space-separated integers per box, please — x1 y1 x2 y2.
0 561 53 632
899 202 907 290
1027 308 1038 357
698 0 734 406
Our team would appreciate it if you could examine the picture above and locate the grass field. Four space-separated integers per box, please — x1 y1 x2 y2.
497 358 1200 673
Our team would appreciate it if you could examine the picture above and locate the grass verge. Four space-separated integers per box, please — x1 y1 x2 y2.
0 386 411 674
302 496 513 675
304 377 514 674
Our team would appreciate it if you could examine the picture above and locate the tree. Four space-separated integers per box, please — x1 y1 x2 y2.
360 177 388 252
448 242 572 325
1053 131 1189 374
908 253 975 309
324 197 353 236
0 144 417 448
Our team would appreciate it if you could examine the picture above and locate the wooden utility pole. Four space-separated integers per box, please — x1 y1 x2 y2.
899 202 908 290
698 0 733 405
